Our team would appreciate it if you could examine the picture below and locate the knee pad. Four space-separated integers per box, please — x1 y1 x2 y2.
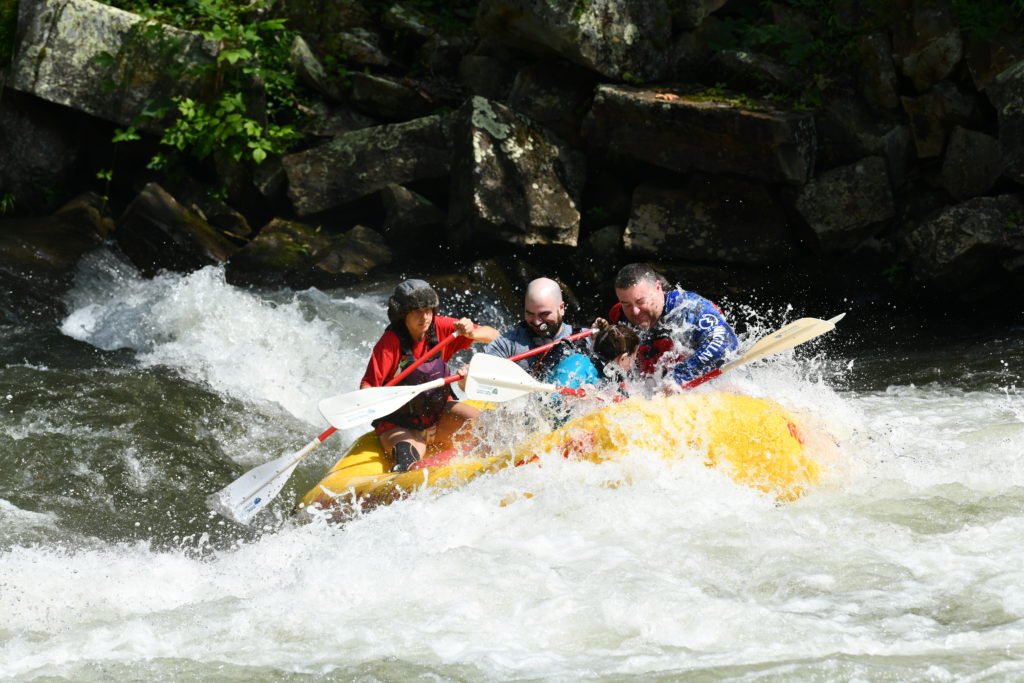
391 442 419 473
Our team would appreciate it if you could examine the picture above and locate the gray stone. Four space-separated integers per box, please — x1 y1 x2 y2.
795 156 895 253
892 0 963 93
115 183 238 276
576 224 623 284
11 0 216 130
711 49 797 92
816 96 913 187
314 224 393 277
987 60 1024 185
0 192 111 272
941 127 1004 200
349 72 434 121
583 84 816 186
336 28 392 68
672 0 729 31
475 0 672 82
282 113 453 215
901 82 976 158
0 90 80 213
507 60 596 147
380 184 445 249
857 31 901 110
290 34 342 101
904 194 1024 292
624 179 793 265
448 96 584 250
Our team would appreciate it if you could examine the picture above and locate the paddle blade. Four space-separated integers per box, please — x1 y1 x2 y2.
319 383 428 429
206 451 303 525
724 313 846 371
464 353 550 402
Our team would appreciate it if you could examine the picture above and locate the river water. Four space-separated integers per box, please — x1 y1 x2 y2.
2 247 1022 681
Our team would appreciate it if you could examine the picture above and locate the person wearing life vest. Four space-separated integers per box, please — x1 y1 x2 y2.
608 263 738 385
361 279 499 472
480 277 580 378
541 322 640 426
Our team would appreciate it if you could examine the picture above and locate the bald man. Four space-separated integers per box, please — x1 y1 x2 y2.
483 277 578 376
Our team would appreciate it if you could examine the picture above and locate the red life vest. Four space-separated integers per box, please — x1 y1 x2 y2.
608 302 687 375
373 322 451 430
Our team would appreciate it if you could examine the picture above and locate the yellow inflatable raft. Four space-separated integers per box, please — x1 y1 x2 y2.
295 392 827 519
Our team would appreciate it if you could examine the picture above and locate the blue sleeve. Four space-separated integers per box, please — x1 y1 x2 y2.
548 353 599 388
667 293 739 383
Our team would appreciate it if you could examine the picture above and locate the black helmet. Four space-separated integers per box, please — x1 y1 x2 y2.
387 279 439 325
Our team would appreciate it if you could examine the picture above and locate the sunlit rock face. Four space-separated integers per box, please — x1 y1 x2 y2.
282 114 454 216
447 96 583 251
10 0 216 131
475 0 672 82
583 84 817 186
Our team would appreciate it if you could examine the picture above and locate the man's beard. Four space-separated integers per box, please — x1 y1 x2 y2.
529 319 560 338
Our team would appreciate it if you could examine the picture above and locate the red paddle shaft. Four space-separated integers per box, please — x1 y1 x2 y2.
316 327 596 441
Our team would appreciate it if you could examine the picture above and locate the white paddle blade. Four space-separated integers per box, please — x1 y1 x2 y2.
206 451 304 524
464 353 550 402
725 314 846 371
318 383 433 429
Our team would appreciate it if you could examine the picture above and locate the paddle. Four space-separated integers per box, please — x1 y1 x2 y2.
679 313 846 389
464 353 587 402
206 333 459 524
318 326 597 428
464 314 846 400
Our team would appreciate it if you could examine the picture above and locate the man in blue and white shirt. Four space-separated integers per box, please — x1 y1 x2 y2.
609 263 738 385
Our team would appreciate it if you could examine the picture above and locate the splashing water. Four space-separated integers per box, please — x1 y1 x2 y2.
1 248 1022 680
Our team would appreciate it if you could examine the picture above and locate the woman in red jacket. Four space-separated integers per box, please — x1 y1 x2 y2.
361 279 499 472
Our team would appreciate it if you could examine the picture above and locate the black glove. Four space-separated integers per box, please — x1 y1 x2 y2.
391 442 419 473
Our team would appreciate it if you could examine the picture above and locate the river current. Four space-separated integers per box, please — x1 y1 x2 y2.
2 247 1022 681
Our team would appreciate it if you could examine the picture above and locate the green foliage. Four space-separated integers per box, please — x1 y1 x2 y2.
0 0 17 66
152 92 296 167
705 0 894 109
97 0 303 170
0 192 15 215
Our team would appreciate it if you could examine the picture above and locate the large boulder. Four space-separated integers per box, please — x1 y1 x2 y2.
901 82 976 159
475 0 672 82
815 96 914 187
114 183 238 276
226 219 390 285
891 0 963 94
583 84 816 186
447 96 584 250
10 0 216 130
282 113 454 215
0 192 111 272
904 194 1024 294
0 91 81 214
507 60 597 147
623 178 794 265
795 156 895 253
379 184 445 252
940 127 1005 200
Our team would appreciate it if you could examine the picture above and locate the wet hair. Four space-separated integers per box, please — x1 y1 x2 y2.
387 279 439 326
593 324 639 363
614 263 661 290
